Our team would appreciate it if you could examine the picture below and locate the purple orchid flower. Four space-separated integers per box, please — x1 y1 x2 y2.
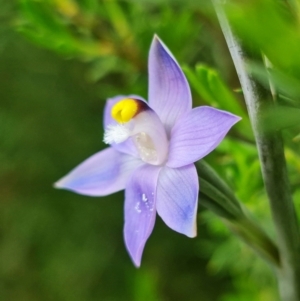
55 35 240 267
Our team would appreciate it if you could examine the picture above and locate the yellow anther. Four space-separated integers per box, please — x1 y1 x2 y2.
111 98 139 123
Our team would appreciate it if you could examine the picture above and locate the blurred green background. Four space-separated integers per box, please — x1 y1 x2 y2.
1 0 300 300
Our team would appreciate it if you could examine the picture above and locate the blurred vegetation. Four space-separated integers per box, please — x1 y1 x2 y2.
1 0 300 300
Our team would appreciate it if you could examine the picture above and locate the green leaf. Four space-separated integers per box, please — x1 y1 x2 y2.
248 61 300 101
184 64 253 140
227 0 300 76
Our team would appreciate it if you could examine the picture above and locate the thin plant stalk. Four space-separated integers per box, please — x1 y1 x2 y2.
197 160 280 266
211 1 300 300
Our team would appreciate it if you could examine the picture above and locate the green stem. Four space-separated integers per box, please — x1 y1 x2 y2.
224 216 280 266
198 174 280 267
200 195 280 266
199 178 242 219
196 160 241 208
212 1 300 300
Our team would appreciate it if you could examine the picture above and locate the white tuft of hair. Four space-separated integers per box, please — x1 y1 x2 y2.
103 124 131 144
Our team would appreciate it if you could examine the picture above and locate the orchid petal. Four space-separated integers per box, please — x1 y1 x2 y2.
148 36 192 133
104 95 146 156
167 106 241 168
156 164 198 237
55 147 142 196
124 164 161 267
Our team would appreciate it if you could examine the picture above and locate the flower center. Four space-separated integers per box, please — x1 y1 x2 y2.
134 132 158 164
104 98 169 165
111 98 139 123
